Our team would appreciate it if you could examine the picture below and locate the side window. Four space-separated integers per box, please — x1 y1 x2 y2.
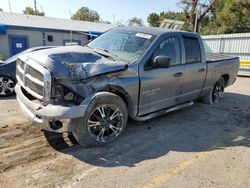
183 36 201 64
153 36 181 66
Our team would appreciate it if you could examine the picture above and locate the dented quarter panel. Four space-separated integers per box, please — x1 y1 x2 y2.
58 63 140 117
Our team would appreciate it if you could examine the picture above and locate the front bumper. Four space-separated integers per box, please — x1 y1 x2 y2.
15 83 88 133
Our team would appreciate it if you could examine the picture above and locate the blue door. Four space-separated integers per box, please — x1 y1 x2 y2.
10 36 28 56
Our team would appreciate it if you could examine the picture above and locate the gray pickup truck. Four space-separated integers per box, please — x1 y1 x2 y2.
15 27 239 147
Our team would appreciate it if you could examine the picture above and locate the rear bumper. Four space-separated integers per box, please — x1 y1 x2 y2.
15 83 88 133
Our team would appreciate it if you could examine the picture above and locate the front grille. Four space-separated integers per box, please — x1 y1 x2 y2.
25 78 44 96
16 58 51 103
27 66 44 82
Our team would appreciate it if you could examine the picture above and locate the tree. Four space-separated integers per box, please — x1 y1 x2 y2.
199 0 250 34
99 20 112 24
71 7 100 22
102 20 111 24
178 0 217 32
116 20 126 27
215 0 250 34
147 0 249 34
23 7 45 16
147 13 160 27
128 17 144 27
0 8 3 11
147 11 186 29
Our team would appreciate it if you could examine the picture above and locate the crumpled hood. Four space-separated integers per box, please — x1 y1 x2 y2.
23 45 128 80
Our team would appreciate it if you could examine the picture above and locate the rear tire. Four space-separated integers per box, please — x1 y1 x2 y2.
202 78 225 104
72 92 128 148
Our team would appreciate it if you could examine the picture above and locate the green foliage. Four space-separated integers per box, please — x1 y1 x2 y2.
23 7 45 16
179 0 217 32
147 13 160 27
71 7 100 22
128 17 144 27
102 20 111 24
147 11 187 29
100 20 112 24
159 11 186 22
200 0 250 34
148 0 250 34
215 0 250 34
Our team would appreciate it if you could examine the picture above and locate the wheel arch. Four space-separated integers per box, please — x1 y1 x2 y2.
221 74 229 86
102 85 136 118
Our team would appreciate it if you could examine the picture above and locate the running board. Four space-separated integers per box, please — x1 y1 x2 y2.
133 101 194 121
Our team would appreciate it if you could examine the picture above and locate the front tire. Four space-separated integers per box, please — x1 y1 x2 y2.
202 78 225 104
72 92 128 148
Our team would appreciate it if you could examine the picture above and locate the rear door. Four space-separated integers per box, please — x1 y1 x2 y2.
10 35 28 56
139 36 185 116
179 36 206 102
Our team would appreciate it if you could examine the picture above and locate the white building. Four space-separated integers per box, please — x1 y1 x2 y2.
0 12 116 60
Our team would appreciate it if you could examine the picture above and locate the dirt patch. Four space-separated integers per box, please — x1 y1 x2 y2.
0 77 249 188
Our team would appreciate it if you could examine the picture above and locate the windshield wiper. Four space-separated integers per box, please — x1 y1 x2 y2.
92 47 118 61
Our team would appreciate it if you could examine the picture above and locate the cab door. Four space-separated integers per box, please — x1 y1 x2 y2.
138 36 184 116
179 36 207 102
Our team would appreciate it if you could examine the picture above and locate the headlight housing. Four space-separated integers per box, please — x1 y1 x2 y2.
53 84 82 104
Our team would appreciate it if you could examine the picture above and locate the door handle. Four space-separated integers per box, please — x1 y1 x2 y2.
198 68 206 72
173 72 183 77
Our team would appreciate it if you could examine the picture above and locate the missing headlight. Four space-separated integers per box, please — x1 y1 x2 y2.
64 92 74 101
53 84 82 104
54 85 64 102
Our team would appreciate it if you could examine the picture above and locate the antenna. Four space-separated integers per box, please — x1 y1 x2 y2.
8 0 12 13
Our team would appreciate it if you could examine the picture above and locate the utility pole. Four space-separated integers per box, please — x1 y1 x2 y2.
34 0 37 14
194 5 199 33
8 0 12 13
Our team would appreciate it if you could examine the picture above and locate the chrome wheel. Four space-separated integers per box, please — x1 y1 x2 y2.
212 80 224 103
0 76 15 96
87 105 123 143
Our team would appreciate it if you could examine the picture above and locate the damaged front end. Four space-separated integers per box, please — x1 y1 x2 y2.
15 46 129 133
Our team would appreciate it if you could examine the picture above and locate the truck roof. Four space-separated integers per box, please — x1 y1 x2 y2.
113 26 194 37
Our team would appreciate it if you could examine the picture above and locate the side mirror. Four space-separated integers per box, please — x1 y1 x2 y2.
152 55 171 68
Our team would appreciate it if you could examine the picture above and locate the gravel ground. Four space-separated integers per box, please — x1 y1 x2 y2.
0 77 249 188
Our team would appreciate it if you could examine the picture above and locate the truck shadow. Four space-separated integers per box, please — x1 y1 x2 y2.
44 92 250 167
0 95 16 100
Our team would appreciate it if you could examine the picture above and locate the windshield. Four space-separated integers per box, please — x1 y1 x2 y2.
88 29 155 63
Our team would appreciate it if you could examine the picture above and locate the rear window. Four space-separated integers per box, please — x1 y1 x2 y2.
183 36 201 63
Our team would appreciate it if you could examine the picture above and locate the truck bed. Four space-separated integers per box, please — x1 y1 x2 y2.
206 53 239 63
204 52 239 89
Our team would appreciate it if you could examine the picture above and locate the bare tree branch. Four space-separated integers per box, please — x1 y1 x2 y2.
198 0 216 22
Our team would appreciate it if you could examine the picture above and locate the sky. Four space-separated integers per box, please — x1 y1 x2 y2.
1 0 181 25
